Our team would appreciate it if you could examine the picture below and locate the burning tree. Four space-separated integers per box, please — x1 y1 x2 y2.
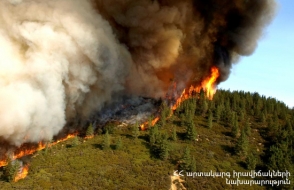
3 158 21 182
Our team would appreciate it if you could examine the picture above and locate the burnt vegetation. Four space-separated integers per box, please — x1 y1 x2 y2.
0 89 293 189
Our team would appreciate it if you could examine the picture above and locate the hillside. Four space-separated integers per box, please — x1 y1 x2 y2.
0 89 293 190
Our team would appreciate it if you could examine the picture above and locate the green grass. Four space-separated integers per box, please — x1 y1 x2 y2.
1 90 293 189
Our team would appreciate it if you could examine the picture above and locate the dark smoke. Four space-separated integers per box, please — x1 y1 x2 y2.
94 0 276 88
0 0 276 146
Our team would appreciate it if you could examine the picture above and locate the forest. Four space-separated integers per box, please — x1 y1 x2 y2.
0 89 293 189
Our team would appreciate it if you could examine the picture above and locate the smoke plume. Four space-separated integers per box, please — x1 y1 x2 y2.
0 0 276 146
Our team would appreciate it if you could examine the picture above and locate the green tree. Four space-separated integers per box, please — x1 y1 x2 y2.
229 111 235 127
159 111 166 127
261 113 266 123
239 110 245 122
132 122 140 139
215 105 222 123
235 129 249 156
181 147 191 171
158 134 169 160
208 111 213 129
103 123 115 134
160 101 170 127
190 157 197 171
180 114 186 127
102 131 110 150
72 136 80 147
115 137 123 150
86 123 94 137
202 100 208 116
246 153 257 170
148 116 153 128
4 158 21 182
231 114 239 138
245 119 251 136
186 119 197 141
149 125 159 145
285 120 293 134
172 127 177 141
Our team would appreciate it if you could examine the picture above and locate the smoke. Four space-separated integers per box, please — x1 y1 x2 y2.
0 0 276 146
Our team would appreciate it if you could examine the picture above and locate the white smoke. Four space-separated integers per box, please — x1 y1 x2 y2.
0 0 277 146
0 0 132 146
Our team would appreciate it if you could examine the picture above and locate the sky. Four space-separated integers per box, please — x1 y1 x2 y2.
218 0 294 108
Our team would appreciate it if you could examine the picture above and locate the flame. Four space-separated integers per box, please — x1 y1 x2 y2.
172 66 219 110
0 66 219 178
14 164 29 182
141 66 219 130
0 133 77 168
199 66 219 100
0 160 7 167
140 117 159 130
84 135 94 139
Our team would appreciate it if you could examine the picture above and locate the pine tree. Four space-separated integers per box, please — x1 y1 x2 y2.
172 127 177 141
86 123 94 137
239 110 245 122
215 105 222 123
181 147 191 171
190 156 197 171
246 153 257 170
180 114 186 127
102 131 110 150
208 111 213 129
186 119 197 141
202 100 208 116
115 137 123 150
261 113 266 123
231 114 239 138
148 116 153 128
132 122 140 139
162 101 171 118
160 111 166 127
229 111 235 127
235 129 249 156
4 158 21 182
72 136 80 147
245 119 251 137
158 134 169 160
149 125 159 145
285 120 293 134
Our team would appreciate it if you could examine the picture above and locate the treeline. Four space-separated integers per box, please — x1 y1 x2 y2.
1 89 293 189
145 89 294 189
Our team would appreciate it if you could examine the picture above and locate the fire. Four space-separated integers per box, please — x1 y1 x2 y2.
141 66 219 130
0 133 77 168
199 66 219 100
85 135 94 139
172 66 219 110
0 66 220 180
0 160 7 167
140 117 159 130
14 164 29 182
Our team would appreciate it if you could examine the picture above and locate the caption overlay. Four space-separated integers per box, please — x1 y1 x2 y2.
173 170 291 186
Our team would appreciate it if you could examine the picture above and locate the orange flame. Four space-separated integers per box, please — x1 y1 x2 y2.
140 117 159 130
140 66 219 130
84 135 94 139
0 160 7 167
199 66 219 100
14 164 29 182
0 133 77 168
172 66 219 110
